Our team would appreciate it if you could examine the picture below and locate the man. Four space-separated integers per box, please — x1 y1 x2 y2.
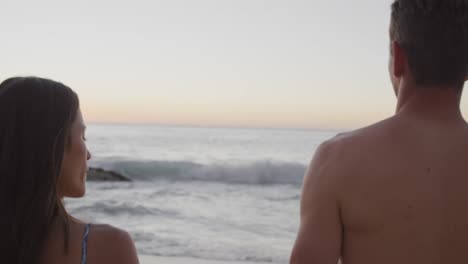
290 1 468 263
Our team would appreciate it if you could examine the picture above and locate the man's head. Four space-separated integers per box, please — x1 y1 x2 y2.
389 0 468 92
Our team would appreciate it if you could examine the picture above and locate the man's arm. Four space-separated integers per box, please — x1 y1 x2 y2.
290 141 343 264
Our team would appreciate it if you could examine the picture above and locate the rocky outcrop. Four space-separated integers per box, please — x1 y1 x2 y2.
87 167 131 182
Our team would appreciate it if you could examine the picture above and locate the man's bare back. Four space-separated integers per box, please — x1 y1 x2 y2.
338 115 468 263
291 111 468 264
290 1 468 263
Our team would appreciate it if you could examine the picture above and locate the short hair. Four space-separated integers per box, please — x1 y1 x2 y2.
390 0 468 87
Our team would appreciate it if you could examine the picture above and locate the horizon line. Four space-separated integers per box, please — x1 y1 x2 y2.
86 121 351 132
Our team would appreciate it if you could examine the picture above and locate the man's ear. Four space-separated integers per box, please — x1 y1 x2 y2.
391 41 405 78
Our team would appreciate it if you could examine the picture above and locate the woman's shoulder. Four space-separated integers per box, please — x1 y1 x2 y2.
87 224 139 264
89 224 133 243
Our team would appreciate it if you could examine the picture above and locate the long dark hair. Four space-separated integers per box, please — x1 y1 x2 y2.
0 77 79 264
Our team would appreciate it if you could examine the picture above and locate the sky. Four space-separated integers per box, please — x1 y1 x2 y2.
1 0 467 130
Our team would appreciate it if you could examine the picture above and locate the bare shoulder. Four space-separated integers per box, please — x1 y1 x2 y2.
317 117 397 157
90 224 134 244
88 224 139 264
291 121 394 263
304 135 345 186
305 118 395 189
334 117 396 143
290 127 376 263
302 132 353 203
312 128 367 166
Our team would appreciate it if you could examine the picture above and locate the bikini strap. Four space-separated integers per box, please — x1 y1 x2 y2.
81 223 91 264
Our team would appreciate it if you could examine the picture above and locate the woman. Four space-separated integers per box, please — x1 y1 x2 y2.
0 77 139 264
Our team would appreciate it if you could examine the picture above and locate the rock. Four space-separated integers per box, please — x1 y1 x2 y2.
87 167 132 182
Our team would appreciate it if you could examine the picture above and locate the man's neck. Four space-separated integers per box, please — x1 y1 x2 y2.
395 82 464 123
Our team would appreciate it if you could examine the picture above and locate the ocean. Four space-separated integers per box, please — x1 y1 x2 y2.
65 124 341 263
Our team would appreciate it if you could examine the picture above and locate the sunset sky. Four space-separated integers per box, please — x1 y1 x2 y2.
1 0 467 129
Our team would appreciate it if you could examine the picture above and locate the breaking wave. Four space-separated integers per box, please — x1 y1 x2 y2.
90 159 306 185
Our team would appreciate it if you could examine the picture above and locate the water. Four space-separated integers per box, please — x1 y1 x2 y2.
65 124 340 263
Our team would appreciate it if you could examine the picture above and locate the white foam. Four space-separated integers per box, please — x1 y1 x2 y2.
90 159 306 185
139 255 273 264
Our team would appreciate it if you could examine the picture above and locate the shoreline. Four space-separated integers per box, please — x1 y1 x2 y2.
139 255 275 264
